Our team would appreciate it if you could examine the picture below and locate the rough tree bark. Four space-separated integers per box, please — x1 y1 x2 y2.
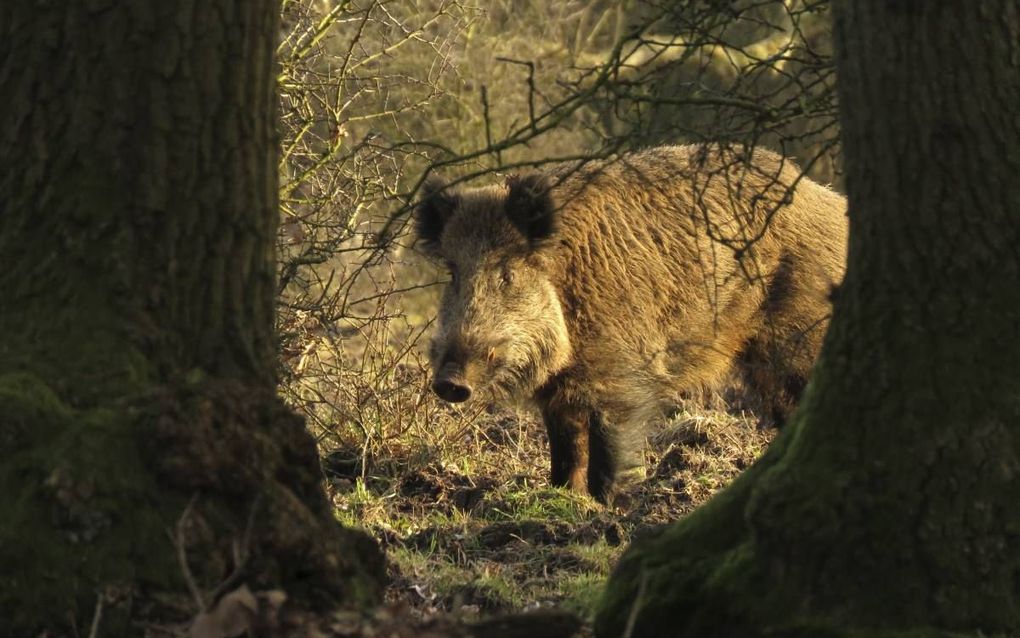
596 2 1020 636
0 2 383 633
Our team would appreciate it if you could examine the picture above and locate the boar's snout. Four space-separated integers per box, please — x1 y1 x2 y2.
431 364 473 403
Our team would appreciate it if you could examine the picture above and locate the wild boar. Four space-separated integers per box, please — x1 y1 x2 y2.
415 144 847 502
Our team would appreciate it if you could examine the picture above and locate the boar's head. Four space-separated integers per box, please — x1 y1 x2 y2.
415 173 572 404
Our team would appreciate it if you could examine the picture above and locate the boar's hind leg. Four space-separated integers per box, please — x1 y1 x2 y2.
540 401 591 494
737 338 809 427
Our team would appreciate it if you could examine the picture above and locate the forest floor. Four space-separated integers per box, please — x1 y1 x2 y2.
318 395 774 636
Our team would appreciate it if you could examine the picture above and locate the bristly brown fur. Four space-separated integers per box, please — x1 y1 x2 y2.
415 144 848 503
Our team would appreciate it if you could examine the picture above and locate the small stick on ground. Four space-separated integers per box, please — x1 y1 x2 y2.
170 493 206 611
87 590 104 638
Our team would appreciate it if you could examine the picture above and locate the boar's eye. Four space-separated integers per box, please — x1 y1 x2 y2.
500 265 514 288
445 261 458 283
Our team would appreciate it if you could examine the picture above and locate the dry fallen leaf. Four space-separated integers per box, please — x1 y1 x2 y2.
187 586 287 638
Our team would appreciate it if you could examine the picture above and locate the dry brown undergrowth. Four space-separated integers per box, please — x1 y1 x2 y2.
317 397 773 625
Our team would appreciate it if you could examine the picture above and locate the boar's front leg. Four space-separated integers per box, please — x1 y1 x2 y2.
586 410 623 503
540 400 591 494
540 398 627 503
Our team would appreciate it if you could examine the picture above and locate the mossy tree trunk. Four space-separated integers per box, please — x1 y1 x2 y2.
0 2 383 633
596 2 1020 636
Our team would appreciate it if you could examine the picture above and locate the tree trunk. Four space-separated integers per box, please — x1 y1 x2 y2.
0 2 383 633
595 2 1020 636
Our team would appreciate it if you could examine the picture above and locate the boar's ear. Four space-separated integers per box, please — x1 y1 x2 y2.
505 173 557 244
415 175 458 255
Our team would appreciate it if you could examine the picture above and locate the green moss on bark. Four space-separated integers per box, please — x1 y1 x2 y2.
0 375 385 634
0 373 179 633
